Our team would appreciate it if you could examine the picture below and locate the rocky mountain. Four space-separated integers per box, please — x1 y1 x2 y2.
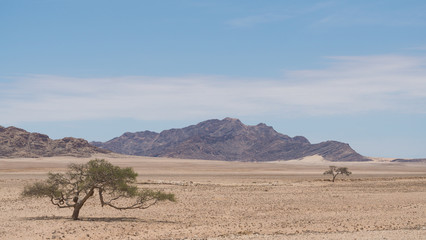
0 126 109 158
391 158 426 163
92 118 370 162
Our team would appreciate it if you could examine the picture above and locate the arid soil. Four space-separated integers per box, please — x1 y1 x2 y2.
0 155 425 239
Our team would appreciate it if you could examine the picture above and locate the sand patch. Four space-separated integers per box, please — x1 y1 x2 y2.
0 156 425 239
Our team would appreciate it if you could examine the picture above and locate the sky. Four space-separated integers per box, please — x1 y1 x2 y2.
1 0 426 158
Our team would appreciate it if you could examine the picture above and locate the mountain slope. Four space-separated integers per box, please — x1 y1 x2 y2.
92 118 369 162
0 126 109 158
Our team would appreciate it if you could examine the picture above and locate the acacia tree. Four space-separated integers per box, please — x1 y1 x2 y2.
323 166 352 182
22 159 175 220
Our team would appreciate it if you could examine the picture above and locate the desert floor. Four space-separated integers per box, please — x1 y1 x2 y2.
0 155 425 240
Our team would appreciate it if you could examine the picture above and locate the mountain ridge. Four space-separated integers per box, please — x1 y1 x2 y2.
92 118 370 162
0 125 109 158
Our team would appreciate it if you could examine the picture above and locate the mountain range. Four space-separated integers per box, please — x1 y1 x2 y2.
92 118 370 162
0 126 109 158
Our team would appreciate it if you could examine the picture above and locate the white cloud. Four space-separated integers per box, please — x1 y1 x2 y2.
283 55 426 110
1 55 426 124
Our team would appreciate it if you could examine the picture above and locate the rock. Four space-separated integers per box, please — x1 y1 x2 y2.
391 158 426 163
0 125 109 158
92 118 369 162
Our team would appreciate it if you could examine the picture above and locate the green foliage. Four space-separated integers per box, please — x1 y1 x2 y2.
22 159 175 219
22 181 60 198
323 166 352 182
138 189 176 203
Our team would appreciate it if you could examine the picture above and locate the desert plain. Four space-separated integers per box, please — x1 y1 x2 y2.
0 154 425 240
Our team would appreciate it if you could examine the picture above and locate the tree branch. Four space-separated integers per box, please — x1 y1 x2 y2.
50 196 75 208
101 198 159 210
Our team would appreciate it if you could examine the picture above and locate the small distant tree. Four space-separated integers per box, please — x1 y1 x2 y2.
22 159 175 220
323 166 352 182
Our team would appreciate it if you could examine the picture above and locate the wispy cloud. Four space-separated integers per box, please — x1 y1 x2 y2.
311 2 426 28
282 55 426 114
1 55 426 124
227 13 289 27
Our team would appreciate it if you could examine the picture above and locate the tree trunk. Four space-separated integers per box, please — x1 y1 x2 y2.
72 205 82 220
71 187 95 220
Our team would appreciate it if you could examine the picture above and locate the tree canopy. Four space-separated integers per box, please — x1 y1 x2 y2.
22 159 175 220
323 166 352 182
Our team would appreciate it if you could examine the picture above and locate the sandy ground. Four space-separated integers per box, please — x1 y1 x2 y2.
0 154 425 240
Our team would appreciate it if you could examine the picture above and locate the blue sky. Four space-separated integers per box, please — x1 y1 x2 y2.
1 0 426 158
